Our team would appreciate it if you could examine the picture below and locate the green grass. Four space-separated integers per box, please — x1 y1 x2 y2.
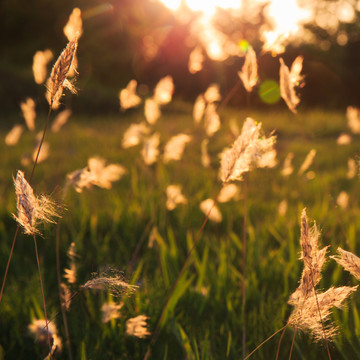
1 103 360 359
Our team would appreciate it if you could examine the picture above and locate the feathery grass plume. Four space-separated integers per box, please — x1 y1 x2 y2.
66 167 96 193
163 134 191 163
28 318 62 359
20 98 36 131
298 149 316 175
218 183 239 203
60 283 72 311
346 106 360 134
153 75 174 105
122 122 150 148
81 267 138 297
201 138 210 168
46 39 78 109
331 248 360 280
256 148 277 168
101 301 124 323
32 141 50 164
204 83 221 103
188 45 204 74
88 157 127 189
193 94 206 124
238 46 258 92
200 199 222 223
336 191 349 209
287 209 357 341
64 242 77 284
278 199 288 216
204 103 221 137
63 8 83 42
142 132 160 165
166 185 188 210
279 57 302 113
126 315 151 338
144 98 161 125
32 49 53 84
5 124 24 146
336 133 352 145
288 209 328 305
289 56 304 87
13 170 59 235
51 109 71 133
119 80 142 111
219 117 276 183
288 286 357 341
282 152 294 177
347 158 357 179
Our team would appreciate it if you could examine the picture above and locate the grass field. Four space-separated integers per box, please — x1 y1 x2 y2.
1 103 360 359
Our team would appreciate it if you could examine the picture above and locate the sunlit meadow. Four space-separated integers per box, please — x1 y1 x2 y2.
1 1 360 359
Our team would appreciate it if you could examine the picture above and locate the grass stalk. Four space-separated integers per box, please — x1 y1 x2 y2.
0 106 52 306
33 234 52 359
288 326 297 360
55 222 73 360
242 175 248 359
0 226 20 304
275 323 289 360
244 325 288 360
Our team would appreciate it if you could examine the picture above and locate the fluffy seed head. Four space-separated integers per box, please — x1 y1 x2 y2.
331 247 360 280
126 315 151 338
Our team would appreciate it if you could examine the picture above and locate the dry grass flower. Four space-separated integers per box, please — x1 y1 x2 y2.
218 183 239 203
28 318 62 359
88 157 127 189
64 263 77 284
238 46 258 92
256 148 277 168
219 117 276 183
166 185 188 211
281 152 294 177
188 46 204 74
347 158 357 179
288 286 357 341
200 199 222 223
119 80 142 111
204 83 221 103
201 138 210 168
122 122 150 148
346 106 360 134
46 39 78 109
278 199 288 216
51 109 71 133
287 209 357 341
336 133 352 145
336 191 349 209
204 103 221 137
148 226 159 248
60 283 72 311
20 97 36 131
142 132 160 165
13 170 59 235
101 301 124 323
298 149 316 175
5 124 24 146
279 57 302 113
153 75 174 105
193 94 206 124
163 134 191 163
81 267 138 297
66 167 96 193
331 248 360 280
145 98 161 125
32 49 53 85
126 315 151 338
63 8 83 42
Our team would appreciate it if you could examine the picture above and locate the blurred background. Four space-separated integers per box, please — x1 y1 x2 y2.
1 0 360 116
